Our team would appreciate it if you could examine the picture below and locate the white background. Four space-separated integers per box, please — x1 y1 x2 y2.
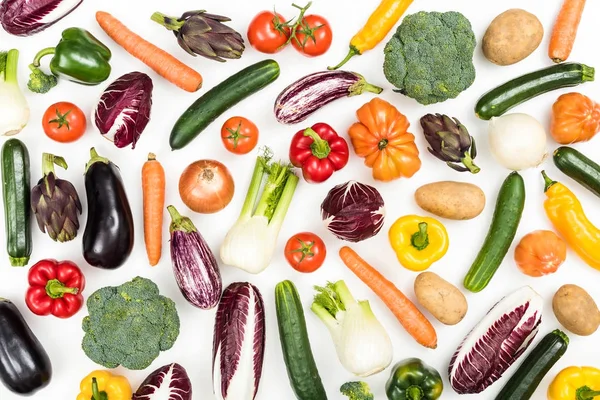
2 0 600 399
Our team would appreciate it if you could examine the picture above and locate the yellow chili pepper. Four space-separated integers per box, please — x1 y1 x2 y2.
388 215 448 271
548 366 600 400
328 0 414 70
76 370 132 400
542 171 600 270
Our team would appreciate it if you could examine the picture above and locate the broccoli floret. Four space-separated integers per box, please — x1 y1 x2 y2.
27 64 57 94
383 11 476 105
81 276 180 370
341 381 374 400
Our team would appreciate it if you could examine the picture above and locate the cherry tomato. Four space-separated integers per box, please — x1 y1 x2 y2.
221 117 259 154
247 11 290 54
284 232 327 273
292 15 332 57
42 102 86 143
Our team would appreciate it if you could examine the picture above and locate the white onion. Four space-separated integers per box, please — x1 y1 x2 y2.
488 113 547 171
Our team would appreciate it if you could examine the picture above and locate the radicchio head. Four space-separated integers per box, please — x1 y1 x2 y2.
133 363 191 400
0 0 83 36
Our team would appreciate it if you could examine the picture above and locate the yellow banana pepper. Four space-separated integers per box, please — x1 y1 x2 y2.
542 171 600 270
548 366 600 400
76 370 132 400
388 215 448 271
328 0 414 70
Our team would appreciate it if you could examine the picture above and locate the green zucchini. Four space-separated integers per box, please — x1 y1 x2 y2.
475 63 595 120
275 280 327 400
495 330 569 400
170 59 280 150
1 139 31 267
554 146 600 198
464 172 525 292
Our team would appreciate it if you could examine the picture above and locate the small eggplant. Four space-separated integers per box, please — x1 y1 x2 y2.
168 205 222 309
274 70 383 125
0 299 52 395
82 148 134 269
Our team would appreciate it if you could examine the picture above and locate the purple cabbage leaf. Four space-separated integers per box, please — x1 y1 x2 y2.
133 363 192 400
0 0 82 36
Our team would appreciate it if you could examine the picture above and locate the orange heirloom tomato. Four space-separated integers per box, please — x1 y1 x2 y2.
514 230 567 277
348 98 421 181
551 92 600 144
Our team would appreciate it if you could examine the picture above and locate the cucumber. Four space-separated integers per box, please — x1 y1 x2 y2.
1 139 31 267
495 330 569 400
275 280 327 400
475 63 595 120
170 59 280 150
553 146 600 198
464 172 525 292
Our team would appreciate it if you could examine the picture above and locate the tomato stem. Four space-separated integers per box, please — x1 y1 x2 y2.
289 238 315 265
279 2 317 48
48 108 72 130
224 121 250 149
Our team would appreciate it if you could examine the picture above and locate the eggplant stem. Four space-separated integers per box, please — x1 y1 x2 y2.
167 205 197 233
84 148 110 174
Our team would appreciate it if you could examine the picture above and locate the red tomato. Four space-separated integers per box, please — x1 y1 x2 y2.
292 15 332 57
284 232 326 273
42 102 86 143
247 11 290 54
221 117 259 155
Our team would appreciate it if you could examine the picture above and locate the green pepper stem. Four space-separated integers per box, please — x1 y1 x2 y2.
411 222 430 251
150 11 188 31
541 170 557 192
406 385 424 400
461 152 480 174
45 279 78 299
84 148 110 174
328 46 359 70
167 205 197 234
32 47 56 67
304 128 331 159
577 386 600 400
42 153 68 177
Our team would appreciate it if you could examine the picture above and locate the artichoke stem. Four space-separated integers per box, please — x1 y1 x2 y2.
150 11 184 31
42 153 68 176
461 152 480 174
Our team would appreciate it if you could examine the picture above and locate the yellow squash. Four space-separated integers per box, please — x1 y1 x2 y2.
548 366 600 400
76 370 132 400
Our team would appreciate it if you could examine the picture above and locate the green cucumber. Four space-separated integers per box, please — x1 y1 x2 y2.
553 146 600 197
170 59 280 150
475 63 595 120
275 280 327 400
495 330 569 400
1 139 31 266
464 171 525 292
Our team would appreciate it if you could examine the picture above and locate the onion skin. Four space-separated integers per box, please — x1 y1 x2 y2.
179 160 234 214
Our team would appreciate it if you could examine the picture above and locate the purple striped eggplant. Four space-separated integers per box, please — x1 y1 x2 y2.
274 70 383 125
0 0 83 36
168 205 222 309
213 282 265 400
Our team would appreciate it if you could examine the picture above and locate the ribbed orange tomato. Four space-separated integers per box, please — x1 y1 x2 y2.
551 92 600 144
514 230 567 277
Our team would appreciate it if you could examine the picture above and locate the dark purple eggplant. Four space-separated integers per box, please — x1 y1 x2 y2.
0 0 83 36
133 363 192 400
168 205 222 309
82 148 134 269
274 70 383 125
0 299 52 395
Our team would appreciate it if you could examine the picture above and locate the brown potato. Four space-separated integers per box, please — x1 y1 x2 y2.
414 272 467 325
415 181 485 220
482 9 543 66
553 284 600 336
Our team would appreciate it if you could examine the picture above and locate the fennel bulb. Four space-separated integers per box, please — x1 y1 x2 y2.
0 49 29 136
311 280 393 377
220 148 298 274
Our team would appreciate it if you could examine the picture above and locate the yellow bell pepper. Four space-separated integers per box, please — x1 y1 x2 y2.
542 171 600 270
388 215 449 271
76 370 132 400
548 366 600 400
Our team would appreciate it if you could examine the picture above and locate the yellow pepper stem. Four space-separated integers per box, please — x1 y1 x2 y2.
411 222 429 251
91 378 108 400
578 386 600 400
328 46 360 70
542 170 557 192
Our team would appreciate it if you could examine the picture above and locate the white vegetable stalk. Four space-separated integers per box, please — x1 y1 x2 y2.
311 280 393 377
0 50 29 136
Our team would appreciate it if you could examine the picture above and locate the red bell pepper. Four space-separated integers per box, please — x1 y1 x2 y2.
25 259 85 318
289 122 349 183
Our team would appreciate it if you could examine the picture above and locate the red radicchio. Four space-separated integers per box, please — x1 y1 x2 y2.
448 286 543 394
213 282 265 400
321 180 385 242
0 0 82 36
94 71 153 149
133 363 191 400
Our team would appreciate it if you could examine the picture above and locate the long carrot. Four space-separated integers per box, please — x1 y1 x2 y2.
339 246 437 349
142 153 166 266
96 11 203 92
549 0 587 63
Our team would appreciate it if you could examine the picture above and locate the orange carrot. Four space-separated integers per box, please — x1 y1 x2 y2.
96 11 203 92
142 153 166 266
549 0 587 63
339 246 438 349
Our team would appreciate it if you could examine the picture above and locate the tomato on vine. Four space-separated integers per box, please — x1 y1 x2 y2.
284 232 327 273
292 14 332 57
221 116 259 154
42 102 86 143
247 11 290 54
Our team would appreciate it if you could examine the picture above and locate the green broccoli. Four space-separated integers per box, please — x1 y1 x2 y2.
27 64 57 94
340 381 374 400
383 11 476 105
81 276 180 370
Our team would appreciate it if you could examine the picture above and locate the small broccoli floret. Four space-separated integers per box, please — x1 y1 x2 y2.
81 276 180 370
340 381 374 400
383 11 476 105
27 64 57 94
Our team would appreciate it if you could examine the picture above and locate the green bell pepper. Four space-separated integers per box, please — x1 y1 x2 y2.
28 28 112 93
386 358 443 400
